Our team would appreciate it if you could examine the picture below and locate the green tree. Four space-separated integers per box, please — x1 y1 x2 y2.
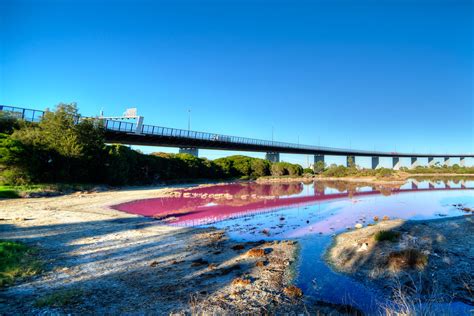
313 161 325 174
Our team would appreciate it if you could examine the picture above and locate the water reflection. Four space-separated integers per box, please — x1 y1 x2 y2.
114 179 474 227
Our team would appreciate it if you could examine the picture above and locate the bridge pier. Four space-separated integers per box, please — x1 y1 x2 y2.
392 157 401 170
313 154 324 169
265 152 280 163
410 157 419 169
371 156 381 169
346 155 355 168
443 157 451 166
460 157 466 167
428 156 435 167
179 147 199 157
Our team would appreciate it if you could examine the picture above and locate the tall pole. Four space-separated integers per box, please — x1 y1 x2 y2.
187 109 191 131
272 126 274 142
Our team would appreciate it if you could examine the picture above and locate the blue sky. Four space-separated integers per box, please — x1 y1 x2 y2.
1 0 472 167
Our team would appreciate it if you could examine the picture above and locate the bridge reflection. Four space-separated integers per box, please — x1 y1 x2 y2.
113 179 474 227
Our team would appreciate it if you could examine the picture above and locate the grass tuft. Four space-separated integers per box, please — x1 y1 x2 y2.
0 240 42 287
387 249 428 272
35 288 84 307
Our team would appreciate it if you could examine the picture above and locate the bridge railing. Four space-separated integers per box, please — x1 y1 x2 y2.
0 105 373 154
3 105 445 156
0 105 44 123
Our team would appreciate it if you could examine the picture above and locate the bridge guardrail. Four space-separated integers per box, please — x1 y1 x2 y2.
0 105 399 155
0 105 44 123
2 105 471 157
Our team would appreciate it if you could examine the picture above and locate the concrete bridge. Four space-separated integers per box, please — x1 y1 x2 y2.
1 105 473 169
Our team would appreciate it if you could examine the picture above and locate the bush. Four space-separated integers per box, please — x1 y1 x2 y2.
271 162 303 177
374 230 400 242
303 168 314 175
313 160 325 174
214 155 271 178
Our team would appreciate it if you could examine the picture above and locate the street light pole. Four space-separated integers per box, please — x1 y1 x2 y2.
187 109 191 131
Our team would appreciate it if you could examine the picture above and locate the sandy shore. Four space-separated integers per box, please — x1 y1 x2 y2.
0 186 349 315
326 215 474 307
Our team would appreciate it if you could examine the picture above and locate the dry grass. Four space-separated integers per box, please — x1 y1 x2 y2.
381 275 452 316
387 249 428 272
247 248 265 257
283 285 303 298
231 278 251 287
255 261 266 268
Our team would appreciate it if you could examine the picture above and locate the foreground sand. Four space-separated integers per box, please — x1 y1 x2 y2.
0 186 348 315
326 215 474 307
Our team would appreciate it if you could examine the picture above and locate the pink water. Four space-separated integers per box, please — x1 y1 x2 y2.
113 179 474 314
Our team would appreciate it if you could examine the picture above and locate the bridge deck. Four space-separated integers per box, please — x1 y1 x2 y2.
1 105 472 158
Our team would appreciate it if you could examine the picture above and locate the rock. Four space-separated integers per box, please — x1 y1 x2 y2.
355 223 363 229
191 258 209 267
357 243 369 252
231 244 245 251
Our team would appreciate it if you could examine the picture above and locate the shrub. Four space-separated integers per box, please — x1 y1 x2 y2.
374 230 400 242
271 162 303 177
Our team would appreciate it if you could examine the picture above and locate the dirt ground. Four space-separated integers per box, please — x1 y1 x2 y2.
0 186 347 315
326 215 474 306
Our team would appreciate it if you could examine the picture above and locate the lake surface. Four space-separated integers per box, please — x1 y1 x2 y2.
114 179 474 314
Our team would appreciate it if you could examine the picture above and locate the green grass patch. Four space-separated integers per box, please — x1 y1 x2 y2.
0 240 42 287
35 288 84 308
0 186 20 198
374 230 400 242
0 183 100 199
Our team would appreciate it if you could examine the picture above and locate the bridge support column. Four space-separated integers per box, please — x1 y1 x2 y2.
313 154 324 170
265 152 280 163
179 147 199 157
346 155 355 168
443 157 451 166
410 157 419 169
371 156 380 169
460 157 466 167
428 156 435 167
392 157 401 170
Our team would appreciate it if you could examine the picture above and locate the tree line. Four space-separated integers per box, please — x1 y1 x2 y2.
0 104 304 186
